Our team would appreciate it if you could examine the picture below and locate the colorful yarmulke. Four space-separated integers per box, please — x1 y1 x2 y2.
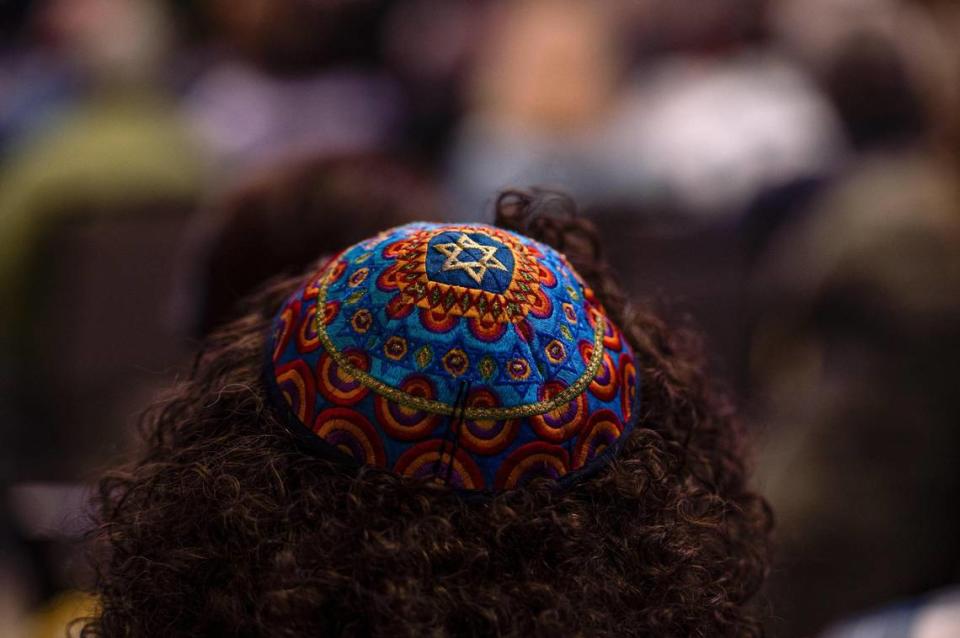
266 223 640 492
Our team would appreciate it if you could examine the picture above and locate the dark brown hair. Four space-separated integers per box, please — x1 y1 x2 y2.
82 189 771 637
200 0 388 73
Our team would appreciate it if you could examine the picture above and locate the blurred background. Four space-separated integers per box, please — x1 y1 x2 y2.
1 0 958 636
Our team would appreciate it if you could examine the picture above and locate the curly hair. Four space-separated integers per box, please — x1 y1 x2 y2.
81 190 772 637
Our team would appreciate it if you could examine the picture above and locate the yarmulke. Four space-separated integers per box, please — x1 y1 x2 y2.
266 223 639 492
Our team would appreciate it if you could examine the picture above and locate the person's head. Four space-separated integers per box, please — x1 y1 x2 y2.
187 153 442 337
84 190 771 637
39 0 173 84
469 0 622 132
774 0 960 156
199 0 387 74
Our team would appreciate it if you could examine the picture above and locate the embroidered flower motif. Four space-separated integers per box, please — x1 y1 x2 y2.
507 358 531 381
351 309 372 334
348 267 370 288
442 348 469 377
545 340 567 365
384 336 409 361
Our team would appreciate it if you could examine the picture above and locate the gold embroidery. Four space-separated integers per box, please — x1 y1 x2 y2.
433 233 509 285
391 226 541 324
313 265 607 419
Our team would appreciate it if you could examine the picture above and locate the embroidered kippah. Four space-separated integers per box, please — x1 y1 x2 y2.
266 223 640 492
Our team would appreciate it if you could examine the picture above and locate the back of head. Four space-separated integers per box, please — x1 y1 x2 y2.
200 0 388 74
84 190 771 637
190 154 441 336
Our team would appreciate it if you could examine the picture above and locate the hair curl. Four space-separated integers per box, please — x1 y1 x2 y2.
81 189 771 637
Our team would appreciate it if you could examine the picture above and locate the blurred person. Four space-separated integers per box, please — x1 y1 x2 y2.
749 150 960 637
0 1 79 156
821 31 928 153
381 0 489 165
741 0 960 263
79 191 772 636
771 0 960 154
447 0 626 216
598 0 843 219
748 4 960 635
0 0 203 329
0 2 204 621
176 153 444 337
0 0 203 462
179 0 404 176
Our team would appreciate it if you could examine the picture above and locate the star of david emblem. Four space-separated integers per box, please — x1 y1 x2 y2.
432 233 509 285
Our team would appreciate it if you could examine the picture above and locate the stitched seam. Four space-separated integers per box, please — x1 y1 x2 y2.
435 381 467 481
440 381 470 484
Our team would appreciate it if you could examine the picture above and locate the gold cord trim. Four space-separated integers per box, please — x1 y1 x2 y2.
313 266 606 419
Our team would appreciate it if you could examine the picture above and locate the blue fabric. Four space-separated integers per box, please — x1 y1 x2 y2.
424 229 516 293
268 223 640 492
